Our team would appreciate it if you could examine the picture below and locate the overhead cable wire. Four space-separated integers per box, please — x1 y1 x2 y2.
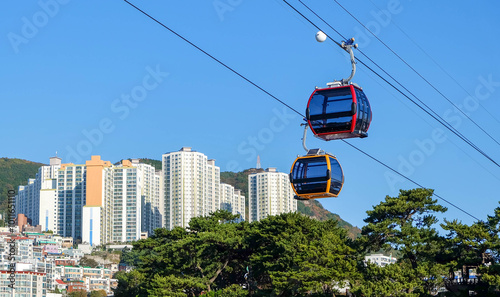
282 0 500 168
122 0 480 221
342 140 480 221
122 1 303 118
293 0 498 160
364 66 500 184
366 0 500 126
331 0 500 148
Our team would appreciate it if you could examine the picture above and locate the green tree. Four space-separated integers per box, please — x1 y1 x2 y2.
114 210 358 296
114 210 248 296
354 188 448 296
67 290 87 297
183 210 248 291
79 256 99 268
479 204 500 288
206 284 249 297
89 290 107 297
352 261 421 297
248 212 357 296
114 270 147 297
0 158 44 211
147 274 206 297
442 204 500 295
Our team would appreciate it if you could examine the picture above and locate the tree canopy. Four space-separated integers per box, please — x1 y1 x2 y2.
115 189 500 296
115 210 356 296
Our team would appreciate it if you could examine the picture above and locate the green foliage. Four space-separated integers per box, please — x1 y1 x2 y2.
352 261 421 297
114 270 147 297
89 290 107 297
356 188 449 296
296 200 313 216
114 210 356 297
4 154 500 296
220 169 361 238
0 158 44 213
220 169 260 200
439 203 500 295
136 158 162 170
220 169 260 220
116 210 249 296
301 200 362 239
147 274 206 297
204 284 249 296
247 212 357 296
67 290 87 297
79 257 99 268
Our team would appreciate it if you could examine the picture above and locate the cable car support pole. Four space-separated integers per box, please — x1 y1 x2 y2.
341 38 358 85
301 123 309 153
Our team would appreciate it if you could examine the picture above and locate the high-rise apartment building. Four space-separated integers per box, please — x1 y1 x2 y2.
110 160 142 243
233 189 245 222
205 159 221 215
248 168 297 223
39 157 62 233
16 157 62 232
16 148 246 243
82 156 112 246
17 156 163 246
220 183 245 222
163 147 221 229
83 157 163 245
16 179 37 226
56 162 87 240
134 160 163 237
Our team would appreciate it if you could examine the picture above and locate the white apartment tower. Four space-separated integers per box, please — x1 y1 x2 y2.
38 157 62 233
16 179 37 226
248 168 297 223
16 157 61 232
56 163 87 240
233 189 245 222
206 159 221 215
133 160 163 237
16 156 164 246
110 160 142 243
163 147 221 229
82 156 112 246
83 158 163 245
220 183 245 222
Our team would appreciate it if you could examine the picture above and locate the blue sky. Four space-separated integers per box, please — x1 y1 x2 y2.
2 1 500 229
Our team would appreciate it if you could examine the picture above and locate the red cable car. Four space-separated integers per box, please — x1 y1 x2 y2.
306 83 372 141
305 36 372 141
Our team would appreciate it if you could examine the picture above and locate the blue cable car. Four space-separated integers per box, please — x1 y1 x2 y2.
306 37 372 141
289 149 344 200
306 83 372 141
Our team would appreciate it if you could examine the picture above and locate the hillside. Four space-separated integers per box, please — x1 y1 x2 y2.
298 199 361 239
0 158 45 217
115 158 162 170
134 158 162 170
220 168 265 199
220 169 361 238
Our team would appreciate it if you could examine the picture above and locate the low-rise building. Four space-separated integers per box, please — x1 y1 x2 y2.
365 253 397 267
0 270 47 297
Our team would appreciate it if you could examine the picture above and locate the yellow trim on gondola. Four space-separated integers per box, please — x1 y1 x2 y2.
289 154 344 200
